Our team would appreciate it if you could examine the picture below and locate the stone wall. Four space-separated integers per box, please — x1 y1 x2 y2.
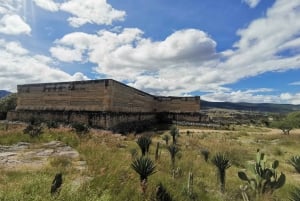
11 79 202 128
7 110 156 129
109 80 156 112
17 80 111 111
156 96 200 112
16 79 200 113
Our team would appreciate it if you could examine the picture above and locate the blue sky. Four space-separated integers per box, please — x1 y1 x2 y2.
0 0 300 104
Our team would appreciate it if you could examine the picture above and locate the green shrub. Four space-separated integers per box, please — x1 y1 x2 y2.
23 124 43 138
71 122 89 136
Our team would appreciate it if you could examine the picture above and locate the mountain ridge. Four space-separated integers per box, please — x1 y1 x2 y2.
201 100 300 113
0 90 11 98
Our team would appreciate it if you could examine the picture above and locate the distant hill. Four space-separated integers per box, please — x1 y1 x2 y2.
0 90 11 98
201 100 300 113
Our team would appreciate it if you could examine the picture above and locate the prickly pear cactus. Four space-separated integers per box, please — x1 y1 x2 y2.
238 149 286 198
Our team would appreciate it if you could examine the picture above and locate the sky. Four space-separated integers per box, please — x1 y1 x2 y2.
0 0 300 104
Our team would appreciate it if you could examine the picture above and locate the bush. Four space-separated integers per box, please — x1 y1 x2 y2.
111 120 154 134
23 124 43 138
71 122 89 136
46 121 59 129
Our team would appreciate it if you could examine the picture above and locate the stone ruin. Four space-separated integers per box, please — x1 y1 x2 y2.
7 79 206 129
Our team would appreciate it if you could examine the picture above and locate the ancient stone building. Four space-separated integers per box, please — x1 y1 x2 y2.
7 79 203 129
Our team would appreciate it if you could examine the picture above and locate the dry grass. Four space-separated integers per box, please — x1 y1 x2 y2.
0 124 299 200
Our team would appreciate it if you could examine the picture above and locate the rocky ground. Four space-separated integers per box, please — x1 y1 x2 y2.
0 141 86 171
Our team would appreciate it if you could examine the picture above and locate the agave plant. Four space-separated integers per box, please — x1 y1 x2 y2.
167 144 180 169
137 136 152 156
155 183 173 201
162 135 170 145
289 187 300 201
212 153 231 193
200 149 210 162
131 157 156 194
289 156 300 173
169 125 179 145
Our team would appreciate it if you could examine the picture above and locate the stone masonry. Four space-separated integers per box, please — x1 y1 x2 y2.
7 79 202 129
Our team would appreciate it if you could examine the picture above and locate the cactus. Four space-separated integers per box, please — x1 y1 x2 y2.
137 136 152 156
240 185 249 201
238 149 286 197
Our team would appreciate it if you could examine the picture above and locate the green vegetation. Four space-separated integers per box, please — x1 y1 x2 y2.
212 153 231 193
131 157 156 194
167 144 180 169
169 125 179 144
0 123 299 200
238 149 286 199
0 93 17 112
289 156 300 173
289 187 300 201
137 135 152 156
200 149 210 162
271 111 300 135
71 122 89 136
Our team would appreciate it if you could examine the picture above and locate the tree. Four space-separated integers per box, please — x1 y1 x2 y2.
212 153 231 193
131 157 156 194
271 111 300 135
0 93 17 112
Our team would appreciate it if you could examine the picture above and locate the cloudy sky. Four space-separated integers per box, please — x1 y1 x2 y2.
0 0 300 104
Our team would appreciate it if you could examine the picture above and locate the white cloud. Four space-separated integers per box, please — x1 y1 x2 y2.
4 41 28 55
46 0 300 104
60 0 126 27
0 39 89 91
49 0 300 101
289 81 300 85
242 0 261 8
280 93 300 104
0 0 23 14
201 88 300 104
33 0 126 27
0 14 30 35
33 0 59 12
50 46 83 62
50 28 220 95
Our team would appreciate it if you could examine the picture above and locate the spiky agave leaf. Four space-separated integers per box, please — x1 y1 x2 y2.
156 183 174 201
289 187 300 201
137 136 152 156
212 153 231 171
167 144 179 167
289 156 300 173
131 157 156 182
212 153 231 192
